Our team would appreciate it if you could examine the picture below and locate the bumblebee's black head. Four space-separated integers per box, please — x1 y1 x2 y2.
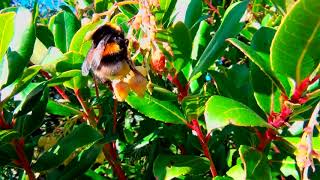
91 23 125 47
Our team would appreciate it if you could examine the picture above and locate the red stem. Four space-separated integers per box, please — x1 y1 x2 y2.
103 144 126 180
13 138 35 180
0 110 12 129
189 119 217 177
167 74 189 101
113 99 118 133
203 0 220 15
257 75 319 151
40 70 70 101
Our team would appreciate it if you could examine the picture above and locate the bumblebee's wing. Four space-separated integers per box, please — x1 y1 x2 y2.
91 35 112 70
82 35 111 76
82 47 95 76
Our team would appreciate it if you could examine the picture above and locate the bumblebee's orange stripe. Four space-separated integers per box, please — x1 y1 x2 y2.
103 43 121 56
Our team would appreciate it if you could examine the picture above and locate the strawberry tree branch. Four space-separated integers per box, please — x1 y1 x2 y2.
40 70 70 101
188 119 218 177
12 138 35 180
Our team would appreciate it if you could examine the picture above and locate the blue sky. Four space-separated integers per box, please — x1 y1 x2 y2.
12 0 63 9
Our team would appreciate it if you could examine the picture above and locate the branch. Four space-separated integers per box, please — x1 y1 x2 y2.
13 138 35 180
189 119 217 177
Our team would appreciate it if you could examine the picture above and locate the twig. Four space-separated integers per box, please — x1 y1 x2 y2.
189 119 218 177
12 138 35 180
40 70 70 101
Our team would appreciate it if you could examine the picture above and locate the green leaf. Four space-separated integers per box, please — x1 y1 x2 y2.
184 0 202 28
111 13 130 32
181 94 209 120
270 0 320 83
69 20 103 57
239 145 272 180
0 8 36 87
0 12 15 60
159 0 177 26
94 0 111 13
171 22 192 71
47 70 80 86
46 100 81 116
205 96 271 132
250 27 281 113
126 93 187 124
157 22 192 72
9 8 35 60
190 0 249 80
0 65 41 105
14 87 48 136
49 11 81 53
0 143 17 166
13 82 47 117
33 124 103 171
210 64 256 108
227 38 286 94
226 164 245 180
153 154 210 180
55 52 85 72
62 70 87 90
0 130 19 143
191 20 213 60
36 24 55 48
280 156 300 180
40 47 64 73
58 144 102 180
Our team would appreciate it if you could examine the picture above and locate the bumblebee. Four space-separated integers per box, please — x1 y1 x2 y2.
82 23 137 82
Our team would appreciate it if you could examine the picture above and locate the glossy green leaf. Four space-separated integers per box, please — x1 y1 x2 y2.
0 12 15 60
58 144 102 180
49 11 81 53
126 93 187 124
159 0 177 26
226 164 245 180
111 13 130 32
239 145 272 180
190 0 249 80
33 124 103 171
191 21 213 60
69 20 103 56
0 65 41 105
0 130 19 143
184 0 202 28
205 96 271 132
270 0 320 83
40 47 64 73
62 70 87 90
227 38 286 94
55 52 85 72
13 82 47 117
280 156 299 180
9 8 35 60
250 27 281 113
0 8 36 87
153 154 210 180
46 100 81 116
15 87 48 136
210 64 256 108
181 94 209 120
157 22 192 72
36 24 55 48
94 0 110 13
47 70 80 87
0 143 17 166
30 38 48 65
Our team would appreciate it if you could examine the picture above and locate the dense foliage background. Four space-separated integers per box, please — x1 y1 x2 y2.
0 0 319 179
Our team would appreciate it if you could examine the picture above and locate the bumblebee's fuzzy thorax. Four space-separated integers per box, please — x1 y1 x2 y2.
81 23 131 82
